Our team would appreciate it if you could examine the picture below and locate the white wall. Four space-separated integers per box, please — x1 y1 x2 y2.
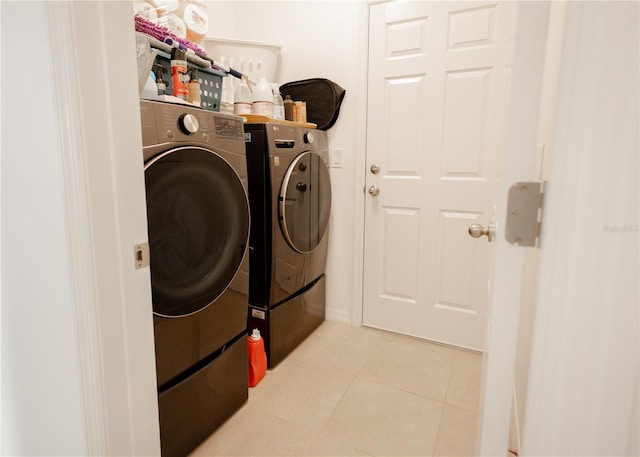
522 1 639 453
1 2 87 454
1 2 161 455
204 1 368 323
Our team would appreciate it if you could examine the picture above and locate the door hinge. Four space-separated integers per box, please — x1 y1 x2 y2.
505 182 545 248
134 242 150 269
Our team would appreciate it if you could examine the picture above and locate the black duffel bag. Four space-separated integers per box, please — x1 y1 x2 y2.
279 78 346 130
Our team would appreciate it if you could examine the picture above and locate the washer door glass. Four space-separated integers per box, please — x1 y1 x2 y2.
279 151 331 253
144 147 249 317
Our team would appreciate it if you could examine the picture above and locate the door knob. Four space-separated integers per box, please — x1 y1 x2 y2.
368 186 380 196
468 223 494 242
370 164 380 174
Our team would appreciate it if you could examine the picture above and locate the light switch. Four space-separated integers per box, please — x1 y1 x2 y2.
330 148 343 168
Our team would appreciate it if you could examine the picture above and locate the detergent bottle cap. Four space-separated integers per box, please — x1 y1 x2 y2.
153 64 166 82
251 328 262 340
189 68 198 82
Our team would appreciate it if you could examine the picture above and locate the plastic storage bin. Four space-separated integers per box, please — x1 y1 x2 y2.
154 50 225 111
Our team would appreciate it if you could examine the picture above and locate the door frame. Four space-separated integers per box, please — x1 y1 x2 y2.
358 1 639 454
355 0 553 453
47 2 160 454
476 1 552 453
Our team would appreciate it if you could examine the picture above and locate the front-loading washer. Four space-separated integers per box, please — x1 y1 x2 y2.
139 100 249 457
244 123 331 368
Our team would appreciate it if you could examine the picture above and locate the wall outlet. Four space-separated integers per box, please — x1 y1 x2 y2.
330 148 343 168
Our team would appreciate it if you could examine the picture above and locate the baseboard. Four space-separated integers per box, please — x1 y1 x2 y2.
324 307 351 324
509 385 521 456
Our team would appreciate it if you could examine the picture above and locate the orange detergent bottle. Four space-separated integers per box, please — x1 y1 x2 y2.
248 329 267 387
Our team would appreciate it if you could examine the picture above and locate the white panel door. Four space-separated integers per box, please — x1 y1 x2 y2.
363 1 516 350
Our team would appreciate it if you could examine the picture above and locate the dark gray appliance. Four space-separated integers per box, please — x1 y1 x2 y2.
244 123 331 368
140 100 249 457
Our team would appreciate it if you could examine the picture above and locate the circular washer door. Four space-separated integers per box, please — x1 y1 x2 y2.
144 146 249 317
279 151 331 253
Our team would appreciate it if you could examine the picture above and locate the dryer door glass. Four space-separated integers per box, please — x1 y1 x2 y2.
144 147 249 317
279 151 332 253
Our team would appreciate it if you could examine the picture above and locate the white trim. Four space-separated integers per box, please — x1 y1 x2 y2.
0 1 3 450
47 3 107 454
509 386 521 454
352 0 370 327
534 0 568 182
325 308 352 325
45 2 160 454
478 1 551 454
508 2 568 453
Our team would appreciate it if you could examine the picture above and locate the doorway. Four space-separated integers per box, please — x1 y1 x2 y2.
361 2 557 454
362 1 518 351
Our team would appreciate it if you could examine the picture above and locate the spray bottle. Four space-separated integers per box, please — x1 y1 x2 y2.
170 47 188 100
153 64 167 96
188 68 201 106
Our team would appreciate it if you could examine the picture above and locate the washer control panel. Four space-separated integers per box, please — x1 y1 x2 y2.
140 100 247 160
142 100 244 143
214 116 244 140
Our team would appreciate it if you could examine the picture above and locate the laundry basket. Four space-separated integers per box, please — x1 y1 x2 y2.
203 37 281 112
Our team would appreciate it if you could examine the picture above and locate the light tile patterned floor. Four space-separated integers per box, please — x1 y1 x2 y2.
190 320 483 457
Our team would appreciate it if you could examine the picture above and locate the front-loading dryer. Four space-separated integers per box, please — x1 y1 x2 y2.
244 123 331 368
139 100 249 457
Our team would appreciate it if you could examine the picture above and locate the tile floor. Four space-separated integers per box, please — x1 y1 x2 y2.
190 320 483 457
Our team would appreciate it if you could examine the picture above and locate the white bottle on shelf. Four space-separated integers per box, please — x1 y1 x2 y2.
272 84 285 120
233 79 252 115
251 77 274 117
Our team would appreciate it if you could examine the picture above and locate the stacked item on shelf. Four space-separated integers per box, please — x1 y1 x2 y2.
133 0 208 47
133 1 256 112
